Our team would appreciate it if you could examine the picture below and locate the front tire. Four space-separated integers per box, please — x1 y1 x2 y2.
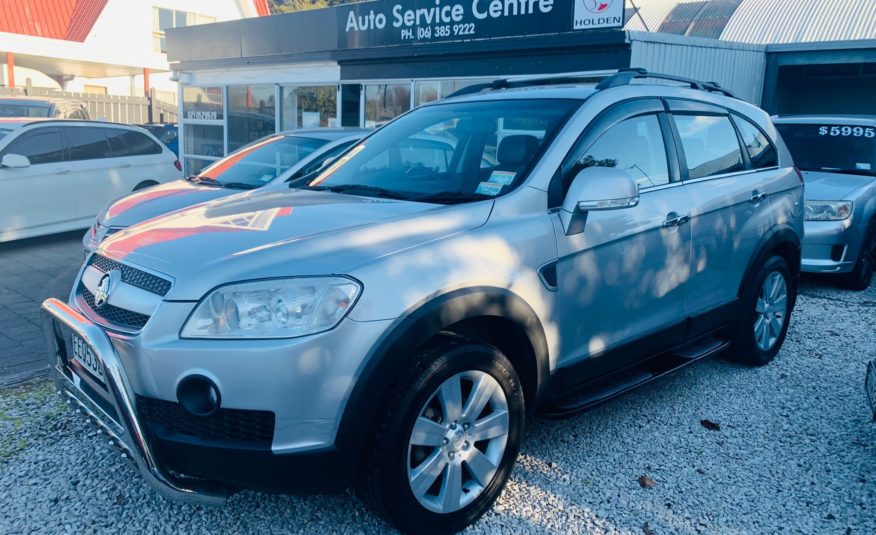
729 255 796 366
357 334 524 534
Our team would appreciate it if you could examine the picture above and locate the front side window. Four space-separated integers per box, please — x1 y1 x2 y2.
307 99 579 203
197 135 328 188
734 116 777 169
578 114 670 189
64 127 111 161
674 115 744 179
2 128 65 164
775 123 875 176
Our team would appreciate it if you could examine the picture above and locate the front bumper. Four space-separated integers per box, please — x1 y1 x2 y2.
42 297 227 503
801 219 857 273
41 298 366 499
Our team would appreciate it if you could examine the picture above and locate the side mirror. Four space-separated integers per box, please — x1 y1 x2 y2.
1 154 31 169
561 167 640 235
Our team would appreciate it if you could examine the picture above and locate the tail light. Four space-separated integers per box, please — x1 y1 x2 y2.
173 159 182 171
794 166 804 183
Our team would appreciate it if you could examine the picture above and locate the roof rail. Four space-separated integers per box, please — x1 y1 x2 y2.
446 68 739 100
446 72 605 99
595 68 738 98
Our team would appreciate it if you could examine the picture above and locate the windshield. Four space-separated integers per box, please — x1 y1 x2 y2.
306 99 580 203
196 134 328 188
0 104 50 118
776 123 876 176
0 127 13 140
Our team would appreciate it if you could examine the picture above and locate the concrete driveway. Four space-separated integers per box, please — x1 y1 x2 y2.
0 230 83 386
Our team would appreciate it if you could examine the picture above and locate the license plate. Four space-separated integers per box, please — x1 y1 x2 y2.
71 333 106 384
866 360 876 421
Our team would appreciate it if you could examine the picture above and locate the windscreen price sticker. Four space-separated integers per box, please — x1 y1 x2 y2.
818 125 875 138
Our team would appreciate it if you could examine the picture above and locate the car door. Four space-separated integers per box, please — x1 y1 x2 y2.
0 126 74 238
666 100 778 331
550 99 692 374
105 127 175 188
58 125 119 223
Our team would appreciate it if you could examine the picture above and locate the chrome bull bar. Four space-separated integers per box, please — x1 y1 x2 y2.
41 297 227 504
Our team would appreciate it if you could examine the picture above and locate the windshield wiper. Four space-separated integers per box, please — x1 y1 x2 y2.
218 182 258 190
189 176 257 189
308 184 410 200
414 191 494 204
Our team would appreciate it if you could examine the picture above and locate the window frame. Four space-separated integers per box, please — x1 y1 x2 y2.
548 98 681 209
729 113 779 171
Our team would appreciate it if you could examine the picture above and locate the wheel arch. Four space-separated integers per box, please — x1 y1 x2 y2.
738 224 801 299
335 286 550 469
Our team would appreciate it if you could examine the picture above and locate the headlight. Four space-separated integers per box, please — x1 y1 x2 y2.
181 277 361 339
804 200 853 221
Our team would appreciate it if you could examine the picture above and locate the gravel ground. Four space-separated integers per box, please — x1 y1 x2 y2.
1 278 875 534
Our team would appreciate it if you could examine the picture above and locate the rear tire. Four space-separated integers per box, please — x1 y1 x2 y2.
357 333 524 534
840 225 875 291
729 255 796 366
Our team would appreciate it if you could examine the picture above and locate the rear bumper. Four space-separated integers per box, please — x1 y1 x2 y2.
41 298 353 501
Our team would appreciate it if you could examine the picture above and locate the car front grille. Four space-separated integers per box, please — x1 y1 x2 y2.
89 254 172 296
137 396 275 447
80 285 150 330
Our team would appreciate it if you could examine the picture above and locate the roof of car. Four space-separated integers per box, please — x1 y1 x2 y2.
0 118 157 131
279 128 370 140
772 115 876 127
442 84 599 103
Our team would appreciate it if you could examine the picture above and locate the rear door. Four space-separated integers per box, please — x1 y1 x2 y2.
105 126 178 187
0 126 74 237
666 100 778 331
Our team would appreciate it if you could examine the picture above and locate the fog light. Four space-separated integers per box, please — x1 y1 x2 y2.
176 375 221 416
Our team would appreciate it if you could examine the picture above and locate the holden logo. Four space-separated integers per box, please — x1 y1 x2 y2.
93 270 120 309
581 0 613 13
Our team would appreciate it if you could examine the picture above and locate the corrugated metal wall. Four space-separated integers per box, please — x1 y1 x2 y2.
629 31 767 104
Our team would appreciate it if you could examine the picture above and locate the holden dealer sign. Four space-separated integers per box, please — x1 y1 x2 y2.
339 0 626 48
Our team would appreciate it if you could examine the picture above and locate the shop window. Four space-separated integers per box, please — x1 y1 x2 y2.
184 158 215 176
183 125 224 159
281 86 337 130
365 83 411 128
228 85 276 152
182 86 224 121
413 79 491 106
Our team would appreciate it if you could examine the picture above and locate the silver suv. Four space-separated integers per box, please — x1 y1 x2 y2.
42 70 803 534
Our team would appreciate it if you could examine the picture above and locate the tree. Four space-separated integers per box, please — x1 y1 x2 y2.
268 0 360 13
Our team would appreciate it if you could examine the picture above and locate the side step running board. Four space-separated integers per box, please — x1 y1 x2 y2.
542 336 730 418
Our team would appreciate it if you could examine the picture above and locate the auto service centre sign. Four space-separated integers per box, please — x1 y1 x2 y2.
339 0 625 48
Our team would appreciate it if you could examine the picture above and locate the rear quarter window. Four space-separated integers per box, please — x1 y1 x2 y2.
733 116 777 169
105 129 163 157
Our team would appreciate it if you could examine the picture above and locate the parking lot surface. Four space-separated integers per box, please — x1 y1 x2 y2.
0 231 83 386
1 270 874 533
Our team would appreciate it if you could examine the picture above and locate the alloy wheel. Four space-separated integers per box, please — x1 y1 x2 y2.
406 370 510 514
754 270 788 351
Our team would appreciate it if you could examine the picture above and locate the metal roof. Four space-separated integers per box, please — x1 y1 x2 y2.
624 0 876 44
0 0 108 42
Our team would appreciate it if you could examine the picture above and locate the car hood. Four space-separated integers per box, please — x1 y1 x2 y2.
99 189 493 300
101 180 240 228
802 171 875 200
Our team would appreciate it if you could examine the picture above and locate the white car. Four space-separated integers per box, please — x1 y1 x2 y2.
0 118 181 243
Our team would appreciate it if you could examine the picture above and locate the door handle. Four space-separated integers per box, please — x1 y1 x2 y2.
662 213 690 228
55 168 70 175
750 190 767 203
118 162 132 168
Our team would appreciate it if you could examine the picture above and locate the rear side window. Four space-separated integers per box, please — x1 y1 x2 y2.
64 126 112 161
578 114 670 189
2 128 65 164
104 129 163 157
673 115 744 179
734 116 777 169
